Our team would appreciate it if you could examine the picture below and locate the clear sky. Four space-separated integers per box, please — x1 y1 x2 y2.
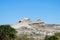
0 0 60 25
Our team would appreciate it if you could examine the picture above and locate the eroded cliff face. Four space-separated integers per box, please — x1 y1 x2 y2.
11 18 60 37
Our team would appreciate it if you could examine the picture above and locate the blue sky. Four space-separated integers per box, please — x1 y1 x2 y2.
0 0 60 25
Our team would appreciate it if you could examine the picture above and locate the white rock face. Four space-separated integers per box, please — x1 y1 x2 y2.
11 18 60 37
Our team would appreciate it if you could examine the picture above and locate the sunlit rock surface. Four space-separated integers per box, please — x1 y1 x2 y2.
11 18 60 39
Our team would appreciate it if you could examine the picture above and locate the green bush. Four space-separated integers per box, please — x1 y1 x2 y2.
0 25 17 40
44 34 58 40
